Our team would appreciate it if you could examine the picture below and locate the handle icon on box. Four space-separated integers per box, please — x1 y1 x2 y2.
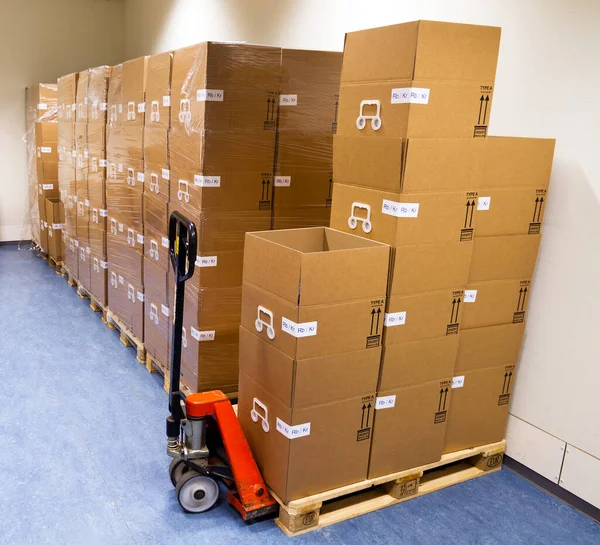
110 105 117 122
110 218 117 235
109 163 117 180
79 247 85 262
177 179 190 203
182 327 188 349
127 168 135 186
93 258 99 273
151 100 160 122
149 240 159 260
91 209 98 224
91 157 98 173
251 398 270 433
69 239 75 252
348 202 372 233
356 100 382 131
48 226 53 238
255 306 275 340
127 101 136 121
127 284 135 302
179 99 191 123
150 304 159 325
127 228 135 247
150 173 159 193
77 202 84 216
110 272 117 288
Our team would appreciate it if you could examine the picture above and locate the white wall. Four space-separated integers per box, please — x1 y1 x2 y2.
131 0 600 504
0 0 126 242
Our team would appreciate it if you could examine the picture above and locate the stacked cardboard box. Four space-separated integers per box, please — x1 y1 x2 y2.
106 56 149 339
238 227 390 502
273 50 342 229
57 73 79 277
26 83 59 255
143 51 173 369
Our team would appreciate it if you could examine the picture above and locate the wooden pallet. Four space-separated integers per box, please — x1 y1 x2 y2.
37 248 66 276
273 440 506 536
106 310 146 364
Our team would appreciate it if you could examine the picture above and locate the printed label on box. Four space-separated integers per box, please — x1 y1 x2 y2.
37 103 48 110
190 326 216 342
118 275 124 284
118 223 124 232
375 395 396 410
281 317 317 338
137 172 144 183
52 223 62 230
384 311 406 327
100 103 108 111
391 87 430 105
274 176 291 187
117 163 123 172
84 150 89 159
477 196 491 211
99 209 108 217
196 89 224 102
99 159 107 167
42 184 54 190
40 146 52 154
137 103 145 113
195 256 217 267
382 200 419 218
276 418 310 439
137 234 144 244
194 175 220 187
279 94 298 106
118 104 123 113
162 168 170 180
464 290 477 303
72 150 76 158
452 376 465 388
161 304 170 317
100 260 108 269
161 237 169 248
85 199 90 207
162 96 170 107
137 291 144 302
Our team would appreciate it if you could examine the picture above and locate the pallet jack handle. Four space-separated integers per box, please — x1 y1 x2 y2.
166 211 197 438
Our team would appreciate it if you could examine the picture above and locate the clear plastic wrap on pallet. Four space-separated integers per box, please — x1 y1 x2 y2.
145 51 172 129
25 83 58 249
58 73 78 122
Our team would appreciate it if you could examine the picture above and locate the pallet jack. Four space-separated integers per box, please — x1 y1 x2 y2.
165 211 278 519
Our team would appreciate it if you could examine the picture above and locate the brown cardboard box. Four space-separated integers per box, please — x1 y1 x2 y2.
90 248 108 305
368 377 452 478
384 289 465 344
144 127 169 168
331 183 479 245
239 371 375 502
388 242 472 296
456 323 525 372
76 69 90 122
45 198 64 261
122 56 149 126
26 83 58 122
64 233 79 278
462 279 531 329
57 73 78 121
469 235 540 282
143 192 169 268
107 63 123 125
145 51 172 128
144 162 170 202
443 363 516 453
106 175 144 231
39 219 49 253
106 231 144 285
89 223 106 256
78 242 92 292
88 65 111 124
144 257 170 368
107 264 144 341
75 122 88 172
241 228 390 359
339 21 500 139
334 137 485 193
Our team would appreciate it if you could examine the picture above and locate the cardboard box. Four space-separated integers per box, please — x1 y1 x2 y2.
88 65 111 124
39 219 49 253
469 235 540 282
368 377 452 478
78 243 92 292
122 56 149 126
145 51 172 128
89 248 108 305
144 162 170 202
107 265 144 341
89 223 107 256
76 69 90 122
241 228 390 359
330 183 479 246
144 127 169 169
272 206 331 231
456 323 525 372
143 192 169 268
334 137 485 193
57 73 77 121
443 363 515 453
384 289 465 344
239 371 375 502
107 63 123 125
462 279 531 329
339 21 500 139
106 231 144 285
27 83 58 123
64 234 79 278
45 198 64 261
144 257 170 368
106 176 144 232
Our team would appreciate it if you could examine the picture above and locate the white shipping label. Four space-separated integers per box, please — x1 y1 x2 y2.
42 184 54 190
137 234 144 244
161 237 169 248
86 246 91 254
99 159 107 167
384 311 406 327
118 163 123 172
276 418 311 439
118 223 124 232
118 275 124 284
100 260 108 269
118 104 123 113
194 175 221 187
84 150 89 159
40 146 52 154
375 395 397 410
85 199 90 207
84 97 88 105
137 103 145 113
452 375 465 389
162 95 170 107
463 290 478 303
274 176 291 187
279 94 298 106
99 209 108 217
281 317 317 338
196 256 217 267
73 195 78 202
161 304 170 317
391 87 430 105
137 291 144 302
37 103 48 110
137 172 144 183
100 103 108 111
74 239 79 247
161 168 170 180
477 196 491 211
190 326 216 342
52 223 63 230
382 200 419 218
71 150 76 158
196 89 224 102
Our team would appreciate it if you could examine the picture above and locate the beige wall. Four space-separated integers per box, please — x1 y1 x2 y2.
0 0 126 242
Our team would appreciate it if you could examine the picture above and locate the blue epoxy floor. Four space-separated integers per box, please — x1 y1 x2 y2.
0 244 598 545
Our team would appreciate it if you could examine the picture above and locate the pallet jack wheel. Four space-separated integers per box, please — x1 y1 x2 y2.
176 472 220 513
169 458 193 488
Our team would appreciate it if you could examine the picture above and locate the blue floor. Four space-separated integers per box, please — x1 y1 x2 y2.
0 245 598 545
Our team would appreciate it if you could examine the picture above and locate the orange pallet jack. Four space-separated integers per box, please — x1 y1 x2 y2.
165 212 278 519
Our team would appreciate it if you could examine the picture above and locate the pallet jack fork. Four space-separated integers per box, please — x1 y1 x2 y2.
165 211 278 520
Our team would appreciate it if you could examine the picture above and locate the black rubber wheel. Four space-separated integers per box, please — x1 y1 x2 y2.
169 459 192 488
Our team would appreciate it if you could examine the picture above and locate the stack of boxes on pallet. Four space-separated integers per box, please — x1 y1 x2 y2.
57 73 79 278
106 56 148 339
26 84 61 259
239 21 555 502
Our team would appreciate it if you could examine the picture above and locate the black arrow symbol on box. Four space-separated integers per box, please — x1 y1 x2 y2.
442 388 448 410
516 288 523 311
507 371 513 392
502 372 509 394
455 298 461 323
328 178 333 199
464 201 471 228
450 299 457 323
483 96 489 124
271 98 276 120
532 197 540 222
521 287 528 311
266 98 271 120
478 95 484 124
438 388 444 411
266 179 271 200
333 100 339 123
370 309 376 335
469 200 475 227
537 197 544 222
361 404 366 428
261 179 266 200
376 308 381 333
365 403 372 427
